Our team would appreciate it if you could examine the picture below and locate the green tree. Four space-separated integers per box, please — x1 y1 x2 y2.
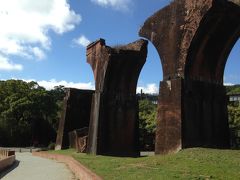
226 84 240 128
228 105 240 129
226 85 240 95
47 85 65 130
0 80 64 147
139 99 157 151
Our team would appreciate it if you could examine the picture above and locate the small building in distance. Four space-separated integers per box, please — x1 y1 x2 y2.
229 93 240 104
137 90 158 105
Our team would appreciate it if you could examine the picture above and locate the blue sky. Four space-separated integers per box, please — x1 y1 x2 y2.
0 0 239 93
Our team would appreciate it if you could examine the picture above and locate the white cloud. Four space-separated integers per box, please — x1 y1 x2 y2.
224 82 234 86
8 78 159 94
91 0 132 11
73 35 91 47
0 55 23 71
31 47 46 60
22 79 95 90
0 0 81 63
137 83 158 94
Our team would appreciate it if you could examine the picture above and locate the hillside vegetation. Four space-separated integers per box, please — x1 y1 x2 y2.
226 84 240 95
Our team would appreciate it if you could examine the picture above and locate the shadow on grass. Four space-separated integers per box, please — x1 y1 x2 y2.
0 160 20 178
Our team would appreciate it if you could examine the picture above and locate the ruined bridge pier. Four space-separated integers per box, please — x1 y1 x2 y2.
55 89 94 150
139 0 240 154
86 39 148 156
55 0 240 156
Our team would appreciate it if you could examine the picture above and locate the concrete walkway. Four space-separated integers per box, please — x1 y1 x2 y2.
0 152 77 180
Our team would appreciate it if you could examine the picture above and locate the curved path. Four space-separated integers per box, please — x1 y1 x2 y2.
1 152 77 180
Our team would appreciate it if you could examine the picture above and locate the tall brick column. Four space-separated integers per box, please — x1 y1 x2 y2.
86 39 148 156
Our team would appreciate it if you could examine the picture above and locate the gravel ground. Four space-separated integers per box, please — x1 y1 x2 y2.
0 152 77 180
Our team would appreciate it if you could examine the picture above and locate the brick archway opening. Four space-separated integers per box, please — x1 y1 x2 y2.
224 39 240 148
183 1 240 149
224 40 240 85
137 41 163 152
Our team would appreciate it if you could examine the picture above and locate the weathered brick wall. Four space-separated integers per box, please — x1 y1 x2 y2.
140 0 240 154
156 79 183 154
55 88 94 150
183 80 229 148
87 39 147 157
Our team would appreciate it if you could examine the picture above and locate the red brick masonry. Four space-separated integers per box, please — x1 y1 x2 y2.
32 151 102 180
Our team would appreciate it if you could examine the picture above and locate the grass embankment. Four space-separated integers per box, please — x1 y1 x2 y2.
53 148 240 179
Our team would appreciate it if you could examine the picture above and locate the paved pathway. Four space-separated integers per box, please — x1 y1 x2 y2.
0 152 77 180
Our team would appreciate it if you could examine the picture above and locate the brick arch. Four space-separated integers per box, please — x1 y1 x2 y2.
139 0 240 154
183 1 240 149
185 1 240 84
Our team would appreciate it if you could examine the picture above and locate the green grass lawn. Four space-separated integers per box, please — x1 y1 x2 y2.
53 148 240 180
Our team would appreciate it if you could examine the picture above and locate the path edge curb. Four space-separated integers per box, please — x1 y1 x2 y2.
32 151 102 180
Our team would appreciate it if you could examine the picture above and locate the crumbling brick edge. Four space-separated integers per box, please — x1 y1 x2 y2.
32 151 102 180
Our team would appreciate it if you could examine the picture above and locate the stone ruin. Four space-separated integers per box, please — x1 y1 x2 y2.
139 0 240 154
86 39 148 157
56 0 240 156
55 88 94 150
68 127 88 152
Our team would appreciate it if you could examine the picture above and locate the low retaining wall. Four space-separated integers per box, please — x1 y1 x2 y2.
0 147 45 153
0 149 16 172
0 149 15 158
32 151 102 180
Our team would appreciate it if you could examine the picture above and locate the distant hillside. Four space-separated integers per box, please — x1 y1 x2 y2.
226 84 240 95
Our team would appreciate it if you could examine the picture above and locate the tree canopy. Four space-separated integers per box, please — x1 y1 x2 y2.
139 99 157 151
0 80 65 147
226 85 240 95
226 85 240 129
